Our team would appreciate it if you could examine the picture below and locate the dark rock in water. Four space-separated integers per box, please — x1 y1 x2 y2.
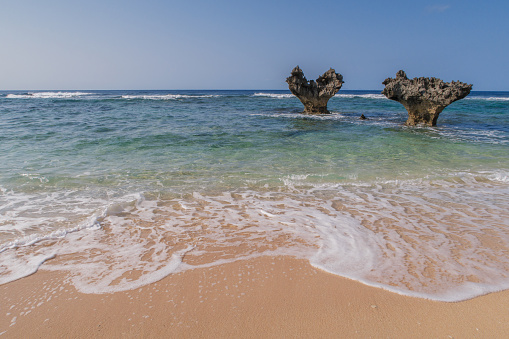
286 66 344 114
360 114 368 120
382 70 472 126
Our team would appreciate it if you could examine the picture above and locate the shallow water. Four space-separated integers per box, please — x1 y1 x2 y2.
1 90 508 300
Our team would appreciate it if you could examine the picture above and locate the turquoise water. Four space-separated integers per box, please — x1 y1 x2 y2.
1 90 508 300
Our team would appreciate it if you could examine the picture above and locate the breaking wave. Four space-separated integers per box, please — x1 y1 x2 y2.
121 94 221 100
253 93 295 99
466 96 509 101
5 92 93 99
334 93 387 100
1 171 509 300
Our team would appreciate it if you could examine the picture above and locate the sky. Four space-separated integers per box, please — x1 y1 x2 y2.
1 0 508 90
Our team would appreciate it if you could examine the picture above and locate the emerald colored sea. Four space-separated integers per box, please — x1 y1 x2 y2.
1 90 508 301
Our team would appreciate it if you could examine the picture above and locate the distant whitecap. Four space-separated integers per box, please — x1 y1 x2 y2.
253 93 295 99
6 92 93 99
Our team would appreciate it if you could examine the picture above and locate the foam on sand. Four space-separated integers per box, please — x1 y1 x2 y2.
1 172 509 301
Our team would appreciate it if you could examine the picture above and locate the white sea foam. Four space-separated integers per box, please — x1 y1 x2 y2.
466 96 509 101
250 112 345 120
0 252 56 285
252 93 387 100
334 93 387 100
484 171 509 183
0 188 113 239
121 94 221 100
0 192 143 286
280 174 310 186
1 173 509 300
6 92 93 99
253 93 295 99
52 245 195 294
0 212 102 253
433 127 509 145
307 180 509 301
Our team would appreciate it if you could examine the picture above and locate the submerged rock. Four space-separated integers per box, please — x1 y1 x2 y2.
286 66 344 114
382 70 472 126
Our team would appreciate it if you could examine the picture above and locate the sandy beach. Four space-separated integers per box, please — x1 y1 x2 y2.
2 256 509 338
2 0 509 337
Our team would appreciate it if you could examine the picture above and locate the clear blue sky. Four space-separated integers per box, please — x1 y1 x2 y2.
1 0 508 90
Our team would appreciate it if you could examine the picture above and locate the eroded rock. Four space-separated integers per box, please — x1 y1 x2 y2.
382 70 472 126
286 66 344 114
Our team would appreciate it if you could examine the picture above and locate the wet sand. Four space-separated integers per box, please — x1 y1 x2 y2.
2 256 509 338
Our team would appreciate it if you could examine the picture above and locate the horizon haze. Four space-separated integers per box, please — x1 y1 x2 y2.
1 0 508 91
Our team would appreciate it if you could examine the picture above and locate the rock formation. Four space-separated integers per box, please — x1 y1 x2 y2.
286 66 344 114
382 70 472 126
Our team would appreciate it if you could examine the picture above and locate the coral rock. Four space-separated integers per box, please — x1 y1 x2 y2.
286 66 344 114
382 70 472 126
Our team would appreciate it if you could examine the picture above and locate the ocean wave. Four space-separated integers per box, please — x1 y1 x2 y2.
483 171 509 183
253 93 388 100
5 92 93 99
278 169 509 190
0 205 104 285
432 127 509 145
253 93 295 99
0 191 143 288
0 214 102 254
1 176 509 300
334 93 387 100
250 112 346 120
0 189 142 250
121 94 221 100
466 96 509 101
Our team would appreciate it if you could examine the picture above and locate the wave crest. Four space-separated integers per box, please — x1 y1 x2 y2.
334 93 387 99
253 93 295 99
6 92 93 99
121 94 221 100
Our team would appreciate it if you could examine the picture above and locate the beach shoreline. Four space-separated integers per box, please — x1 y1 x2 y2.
2 255 509 338
1 89 509 337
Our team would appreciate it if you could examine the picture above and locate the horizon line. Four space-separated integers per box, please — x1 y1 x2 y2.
0 89 507 92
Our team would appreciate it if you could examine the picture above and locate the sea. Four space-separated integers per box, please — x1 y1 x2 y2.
0 89 508 301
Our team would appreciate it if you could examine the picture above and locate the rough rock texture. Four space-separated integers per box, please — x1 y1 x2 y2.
286 66 344 114
382 70 472 126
